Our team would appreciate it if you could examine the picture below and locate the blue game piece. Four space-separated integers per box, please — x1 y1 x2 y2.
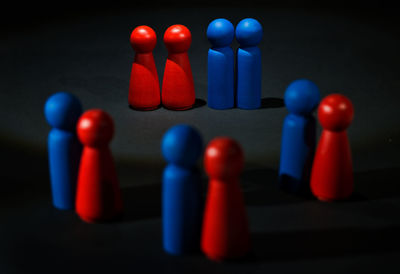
279 79 320 193
44 92 83 210
236 18 263 109
161 124 203 255
207 18 235 109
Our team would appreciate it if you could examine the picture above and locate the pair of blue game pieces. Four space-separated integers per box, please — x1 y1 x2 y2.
207 18 263 110
207 18 263 48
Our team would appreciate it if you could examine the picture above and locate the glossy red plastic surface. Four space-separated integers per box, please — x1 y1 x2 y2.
311 94 354 201
201 138 250 261
75 110 123 222
161 25 195 110
129 26 160 110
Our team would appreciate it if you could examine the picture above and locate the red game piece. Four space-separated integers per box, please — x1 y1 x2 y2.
161 24 195 110
75 109 123 223
201 137 250 261
128 26 160 110
310 94 354 202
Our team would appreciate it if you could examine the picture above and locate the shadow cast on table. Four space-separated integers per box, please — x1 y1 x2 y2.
244 166 400 262
127 98 207 112
260 97 284 109
121 184 162 223
353 167 400 200
241 168 314 207
241 166 400 207
126 97 283 111
192 98 207 109
246 225 400 263
162 98 207 111
128 105 162 111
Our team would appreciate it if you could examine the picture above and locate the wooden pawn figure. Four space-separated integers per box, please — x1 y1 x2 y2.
161 124 203 255
128 25 161 110
310 94 354 201
75 109 123 222
44 92 82 210
236 18 263 109
162 24 195 110
207 18 235 109
201 137 250 261
279 79 320 193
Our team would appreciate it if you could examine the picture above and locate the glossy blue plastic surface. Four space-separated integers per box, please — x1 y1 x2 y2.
284 79 321 115
279 80 320 193
48 129 82 209
161 125 203 255
236 18 263 109
44 92 82 210
162 165 203 255
207 18 235 109
162 125 203 168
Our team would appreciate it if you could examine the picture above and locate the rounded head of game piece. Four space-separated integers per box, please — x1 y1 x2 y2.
44 92 83 131
204 137 244 180
77 109 114 147
130 25 157 53
235 18 263 47
207 18 234 47
161 124 203 167
284 79 320 115
164 24 192 53
318 94 354 131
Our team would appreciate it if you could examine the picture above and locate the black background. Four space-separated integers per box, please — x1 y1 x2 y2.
1 1 400 273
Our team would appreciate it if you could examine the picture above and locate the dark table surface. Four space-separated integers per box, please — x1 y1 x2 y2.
1 4 400 274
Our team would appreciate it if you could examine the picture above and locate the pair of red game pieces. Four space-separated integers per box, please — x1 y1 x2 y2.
129 25 195 111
